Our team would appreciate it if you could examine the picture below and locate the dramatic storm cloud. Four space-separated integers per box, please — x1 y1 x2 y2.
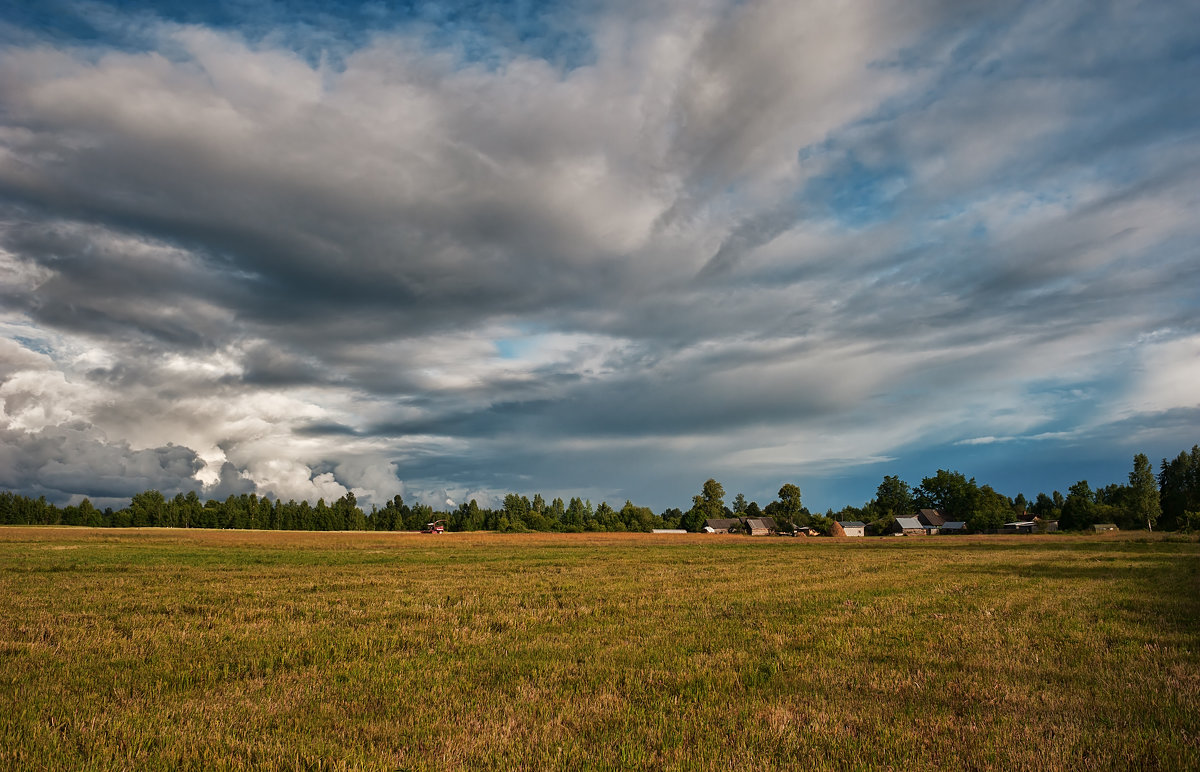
1 0 1198 510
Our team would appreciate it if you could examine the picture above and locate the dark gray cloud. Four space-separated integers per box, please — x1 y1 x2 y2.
0 422 204 500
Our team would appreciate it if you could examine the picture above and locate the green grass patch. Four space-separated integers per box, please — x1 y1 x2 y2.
1 528 1197 770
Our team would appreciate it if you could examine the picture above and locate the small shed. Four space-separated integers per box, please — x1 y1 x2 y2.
940 521 968 534
703 518 742 533
1093 523 1119 533
832 520 866 537
651 529 688 534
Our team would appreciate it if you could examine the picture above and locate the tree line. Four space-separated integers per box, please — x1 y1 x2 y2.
831 449 1197 535
0 489 667 533
3 445 1198 534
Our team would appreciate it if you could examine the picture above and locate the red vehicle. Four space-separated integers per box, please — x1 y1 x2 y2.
421 519 446 534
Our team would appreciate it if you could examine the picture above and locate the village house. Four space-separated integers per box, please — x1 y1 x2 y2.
703 518 743 533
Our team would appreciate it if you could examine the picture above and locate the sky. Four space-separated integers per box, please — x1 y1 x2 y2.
1 0 1198 514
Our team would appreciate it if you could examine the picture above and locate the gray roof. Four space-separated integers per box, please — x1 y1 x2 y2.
837 520 866 528
745 517 775 531
895 517 924 529
704 518 741 530
941 521 967 530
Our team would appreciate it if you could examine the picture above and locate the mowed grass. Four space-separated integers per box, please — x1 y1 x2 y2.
1 528 1197 771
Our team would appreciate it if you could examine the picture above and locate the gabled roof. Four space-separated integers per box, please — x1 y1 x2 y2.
917 509 946 526
895 517 923 529
837 520 866 528
745 517 776 531
941 521 967 530
704 518 741 530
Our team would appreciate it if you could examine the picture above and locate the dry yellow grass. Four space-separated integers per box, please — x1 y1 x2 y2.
1 527 1198 770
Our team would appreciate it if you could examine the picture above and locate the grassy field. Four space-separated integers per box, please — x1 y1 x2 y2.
1 528 1197 770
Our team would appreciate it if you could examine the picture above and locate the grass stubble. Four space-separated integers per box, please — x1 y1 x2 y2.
0 527 1197 770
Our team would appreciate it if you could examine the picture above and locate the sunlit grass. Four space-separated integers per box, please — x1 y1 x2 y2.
1 528 1197 770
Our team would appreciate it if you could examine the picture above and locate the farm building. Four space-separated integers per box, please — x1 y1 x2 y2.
894 516 937 535
651 529 687 534
703 516 781 535
745 517 778 536
917 509 946 527
940 521 968 534
832 520 866 537
1002 521 1038 534
1093 523 1119 533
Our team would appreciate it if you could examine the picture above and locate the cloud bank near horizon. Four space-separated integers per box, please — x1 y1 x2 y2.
1 0 1198 511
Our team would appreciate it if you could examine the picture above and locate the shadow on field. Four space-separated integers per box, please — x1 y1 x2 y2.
953 540 1200 640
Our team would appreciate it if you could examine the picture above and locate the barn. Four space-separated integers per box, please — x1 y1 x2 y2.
832 520 866 537
917 509 946 528
894 516 936 535
745 517 778 536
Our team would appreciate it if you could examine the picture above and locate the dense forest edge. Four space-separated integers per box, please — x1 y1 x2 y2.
3 446 1198 535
